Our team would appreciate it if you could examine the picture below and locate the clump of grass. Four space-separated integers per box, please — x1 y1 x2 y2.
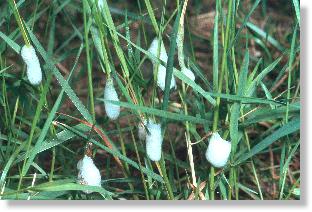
0 0 300 200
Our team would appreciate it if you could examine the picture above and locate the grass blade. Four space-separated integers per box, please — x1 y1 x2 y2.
235 117 300 165
230 50 249 152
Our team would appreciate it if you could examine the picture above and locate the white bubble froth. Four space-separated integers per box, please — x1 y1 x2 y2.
205 132 231 168
145 120 163 161
104 78 120 120
21 45 42 85
77 155 102 194
148 38 176 91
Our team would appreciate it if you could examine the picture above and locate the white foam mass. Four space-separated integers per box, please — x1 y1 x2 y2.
97 0 104 8
21 45 42 85
104 77 120 120
87 0 104 15
148 38 176 91
145 119 163 161
205 132 231 168
77 155 102 194
148 38 168 62
90 0 104 9
181 67 195 82
156 65 177 91
138 119 147 140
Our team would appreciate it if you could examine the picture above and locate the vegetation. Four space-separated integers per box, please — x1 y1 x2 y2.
0 0 300 200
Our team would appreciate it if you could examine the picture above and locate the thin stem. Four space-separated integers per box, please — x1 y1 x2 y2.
212 0 234 132
157 159 174 200
9 0 30 46
82 0 95 123
127 120 149 200
209 167 215 199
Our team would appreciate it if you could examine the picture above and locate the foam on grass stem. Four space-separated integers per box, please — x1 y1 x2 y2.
77 155 102 194
104 77 120 120
181 67 195 82
148 37 176 91
20 45 42 85
145 119 163 161
205 132 231 168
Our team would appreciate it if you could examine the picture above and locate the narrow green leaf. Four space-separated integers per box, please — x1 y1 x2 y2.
162 6 181 116
29 179 114 198
246 22 284 51
245 56 282 97
243 102 300 126
235 117 300 165
285 23 299 122
143 0 159 33
100 0 130 77
213 8 219 92
100 99 210 125
229 0 261 50
230 50 249 152
292 0 300 27
0 31 21 53
279 141 300 199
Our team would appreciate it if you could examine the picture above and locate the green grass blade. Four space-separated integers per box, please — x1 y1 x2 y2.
162 6 181 117
0 31 21 53
29 179 114 198
213 7 219 93
235 117 300 165
230 50 249 152
246 56 282 97
228 0 261 50
285 23 298 122
279 140 300 199
99 99 210 125
143 0 159 33
246 22 284 51
292 0 300 27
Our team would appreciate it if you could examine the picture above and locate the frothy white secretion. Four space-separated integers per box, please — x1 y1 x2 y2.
97 0 104 8
148 38 176 91
90 0 104 9
181 67 195 82
145 119 163 161
77 155 102 194
205 132 231 168
148 38 168 62
104 77 120 120
20 45 42 85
